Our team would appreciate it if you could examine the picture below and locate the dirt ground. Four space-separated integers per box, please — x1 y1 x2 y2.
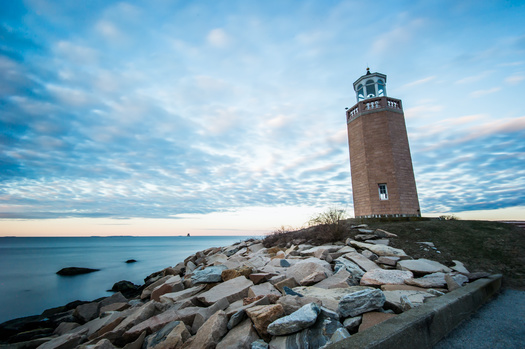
263 219 525 290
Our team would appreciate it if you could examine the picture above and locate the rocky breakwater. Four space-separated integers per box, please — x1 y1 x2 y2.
0 227 492 349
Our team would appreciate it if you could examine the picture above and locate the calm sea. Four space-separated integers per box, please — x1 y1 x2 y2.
0 236 250 323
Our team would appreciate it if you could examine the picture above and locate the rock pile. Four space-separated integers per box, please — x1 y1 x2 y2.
1 226 490 349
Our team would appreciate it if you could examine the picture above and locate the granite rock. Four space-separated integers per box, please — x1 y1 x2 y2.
360 269 414 286
267 302 321 336
338 289 386 318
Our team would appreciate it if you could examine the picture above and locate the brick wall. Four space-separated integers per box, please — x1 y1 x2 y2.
347 106 420 217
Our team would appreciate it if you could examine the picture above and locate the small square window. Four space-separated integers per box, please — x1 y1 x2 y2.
378 184 388 200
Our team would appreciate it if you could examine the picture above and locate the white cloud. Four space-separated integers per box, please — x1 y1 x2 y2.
505 74 525 85
469 87 501 98
54 41 99 65
207 28 230 48
95 20 126 42
402 76 436 88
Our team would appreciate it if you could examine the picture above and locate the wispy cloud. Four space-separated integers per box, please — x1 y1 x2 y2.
1 0 524 225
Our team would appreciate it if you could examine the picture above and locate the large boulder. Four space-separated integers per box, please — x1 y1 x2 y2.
315 268 353 289
216 318 260 349
360 269 414 286
196 276 254 306
245 304 285 340
286 258 332 285
142 321 190 349
348 241 408 258
269 308 342 349
383 290 436 312
37 328 89 349
338 289 386 318
398 259 452 275
267 303 321 336
191 265 229 284
151 276 184 302
159 285 206 305
277 295 322 315
56 267 100 276
248 282 281 298
342 252 380 272
182 311 228 349
292 286 371 312
405 272 447 288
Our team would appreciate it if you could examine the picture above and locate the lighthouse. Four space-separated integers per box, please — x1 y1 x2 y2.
346 69 420 218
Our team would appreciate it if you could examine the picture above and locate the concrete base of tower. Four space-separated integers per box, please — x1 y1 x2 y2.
355 213 422 219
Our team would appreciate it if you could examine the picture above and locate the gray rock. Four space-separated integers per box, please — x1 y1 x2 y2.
280 259 291 267
360 269 414 286
354 234 377 241
191 265 229 284
54 322 81 335
286 258 332 285
329 327 351 344
248 282 281 298
343 316 362 331
361 250 378 261
348 241 408 258
227 309 246 330
74 302 100 323
315 268 353 289
338 289 386 317
183 310 228 349
192 297 230 334
400 295 413 311
159 285 205 304
99 292 128 309
267 303 321 336
374 229 398 238
365 239 390 246
269 308 342 349
383 290 435 312
292 286 372 312
196 276 254 305
405 272 447 288
398 259 452 274
216 318 260 349
334 257 365 285
251 339 269 349
451 260 470 274
37 328 88 349
343 252 380 272
277 295 322 315
142 321 189 348
377 256 400 266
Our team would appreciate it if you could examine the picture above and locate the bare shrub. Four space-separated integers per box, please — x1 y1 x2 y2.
439 215 460 221
307 207 348 241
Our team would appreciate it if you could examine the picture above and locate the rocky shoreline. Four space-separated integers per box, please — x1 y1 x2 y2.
0 225 490 349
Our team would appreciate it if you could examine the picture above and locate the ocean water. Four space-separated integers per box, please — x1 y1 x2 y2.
0 236 250 323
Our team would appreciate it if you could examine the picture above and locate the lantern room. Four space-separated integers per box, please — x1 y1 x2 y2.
353 68 387 101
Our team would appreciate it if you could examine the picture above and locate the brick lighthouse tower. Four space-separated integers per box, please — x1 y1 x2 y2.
346 68 420 218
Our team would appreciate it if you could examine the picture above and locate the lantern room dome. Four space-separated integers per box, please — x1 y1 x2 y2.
353 68 387 102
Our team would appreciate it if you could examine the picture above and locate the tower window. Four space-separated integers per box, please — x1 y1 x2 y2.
357 84 365 101
366 79 376 98
378 184 388 200
377 79 385 96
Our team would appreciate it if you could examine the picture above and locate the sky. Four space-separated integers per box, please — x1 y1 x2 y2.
1 0 524 236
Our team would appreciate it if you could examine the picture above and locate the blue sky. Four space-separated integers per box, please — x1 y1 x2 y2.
1 0 524 236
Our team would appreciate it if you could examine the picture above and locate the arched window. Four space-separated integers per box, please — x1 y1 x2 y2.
365 79 376 98
357 84 365 101
377 79 385 96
